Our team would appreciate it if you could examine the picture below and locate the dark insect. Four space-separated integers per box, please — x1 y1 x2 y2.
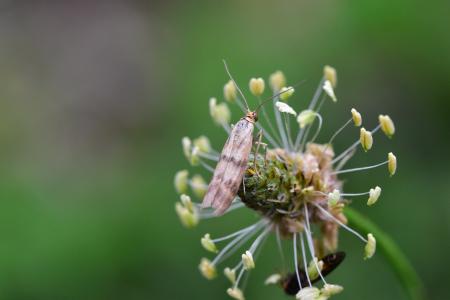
282 251 346 295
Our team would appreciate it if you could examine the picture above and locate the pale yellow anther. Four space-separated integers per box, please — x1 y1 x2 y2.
174 170 189 194
327 189 341 206
321 284 344 296
379 115 395 138
182 137 192 160
323 80 337 102
224 80 237 102
242 251 255 270
360 127 373 151
307 257 324 280
209 97 231 125
201 233 218 253
175 202 198 228
193 135 211 153
224 267 236 284
191 174 207 198
180 194 193 210
279 86 295 102
269 70 286 91
296 286 320 300
249 77 265 96
189 146 200 166
297 110 316 128
275 101 297 115
227 287 245 300
367 186 381 206
264 273 282 285
199 258 217 280
364 233 376 260
323 65 337 88
351 108 362 127
388 152 397 176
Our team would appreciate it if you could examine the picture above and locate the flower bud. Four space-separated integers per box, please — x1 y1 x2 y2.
388 152 397 176
323 65 337 88
182 137 192 160
323 80 337 102
249 77 265 96
379 115 395 138
224 267 236 284
359 127 373 151
351 108 362 127
199 258 217 279
367 186 381 206
307 257 324 280
193 135 211 153
264 273 282 285
279 86 295 101
321 283 344 296
174 170 189 194
227 287 245 300
364 233 376 259
296 287 320 300
191 174 207 198
209 97 231 125
327 189 341 206
269 70 286 91
201 233 218 253
297 110 316 128
242 250 255 270
224 80 237 102
275 101 297 115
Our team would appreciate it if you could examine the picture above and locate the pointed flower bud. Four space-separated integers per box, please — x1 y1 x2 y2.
182 137 192 160
249 77 265 96
224 80 237 102
296 286 320 300
360 127 373 151
297 110 316 128
201 233 218 253
323 65 337 88
227 287 245 300
351 108 362 127
199 258 217 279
193 135 211 153
364 233 376 259
191 174 207 198
379 115 395 138
264 273 282 285
323 80 337 102
279 86 295 101
209 97 231 125
321 283 344 296
269 70 286 91
388 152 397 176
242 250 255 270
327 189 341 206
174 170 189 194
224 267 236 284
175 202 198 228
307 257 324 280
367 186 381 206
275 101 297 115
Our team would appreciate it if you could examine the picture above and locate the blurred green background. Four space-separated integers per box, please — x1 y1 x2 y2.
0 0 448 299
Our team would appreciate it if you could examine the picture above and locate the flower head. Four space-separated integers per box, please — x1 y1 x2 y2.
175 64 397 298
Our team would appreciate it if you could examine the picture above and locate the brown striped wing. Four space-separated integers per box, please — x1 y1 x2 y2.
202 119 254 215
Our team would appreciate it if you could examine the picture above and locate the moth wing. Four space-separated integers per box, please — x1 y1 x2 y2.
202 120 254 215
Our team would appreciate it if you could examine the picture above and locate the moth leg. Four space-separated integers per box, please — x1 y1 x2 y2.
253 130 264 177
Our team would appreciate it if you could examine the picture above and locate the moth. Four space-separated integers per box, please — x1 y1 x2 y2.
281 251 346 295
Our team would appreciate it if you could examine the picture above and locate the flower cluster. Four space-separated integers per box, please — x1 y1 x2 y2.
175 65 397 300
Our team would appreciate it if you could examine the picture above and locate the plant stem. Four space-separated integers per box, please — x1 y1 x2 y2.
344 207 426 300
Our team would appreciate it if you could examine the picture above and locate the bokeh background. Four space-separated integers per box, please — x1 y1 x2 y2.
0 1 449 299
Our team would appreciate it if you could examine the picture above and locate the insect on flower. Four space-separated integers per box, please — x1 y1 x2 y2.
175 63 397 300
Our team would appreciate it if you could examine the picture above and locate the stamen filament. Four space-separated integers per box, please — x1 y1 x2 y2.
333 160 388 175
293 233 303 290
273 97 290 150
341 191 371 196
304 204 327 284
212 220 264 243
300 233 312 287
199 159 215 173
197 152 219 161
276 225 286 270
312 203 367 243
258 95 283 146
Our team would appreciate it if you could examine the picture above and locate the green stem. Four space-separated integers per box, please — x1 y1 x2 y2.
344 207 426 300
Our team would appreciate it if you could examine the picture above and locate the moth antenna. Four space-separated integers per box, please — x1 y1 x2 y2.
254 79 306 113
222 59 250 111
